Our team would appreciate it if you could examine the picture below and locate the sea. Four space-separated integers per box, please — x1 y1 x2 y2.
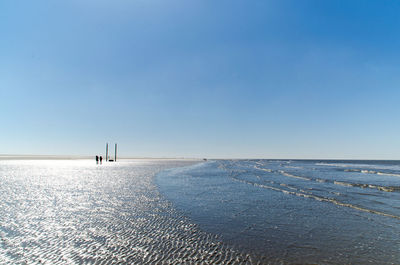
0 159 399 264
156 159 400 264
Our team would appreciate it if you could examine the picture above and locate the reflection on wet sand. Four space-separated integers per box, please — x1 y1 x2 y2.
0 159 256 264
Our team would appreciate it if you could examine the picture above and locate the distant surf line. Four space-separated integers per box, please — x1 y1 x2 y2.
253 165 399 193
229 174 400 221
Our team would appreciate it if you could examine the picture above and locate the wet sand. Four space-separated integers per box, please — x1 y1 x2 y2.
0 159 263 264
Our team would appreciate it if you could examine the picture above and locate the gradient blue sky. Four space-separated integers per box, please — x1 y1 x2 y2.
1 0 400 159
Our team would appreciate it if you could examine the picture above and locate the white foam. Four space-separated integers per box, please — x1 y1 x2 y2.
278 170 311 181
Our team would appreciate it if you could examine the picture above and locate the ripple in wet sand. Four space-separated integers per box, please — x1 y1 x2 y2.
0 160 264 264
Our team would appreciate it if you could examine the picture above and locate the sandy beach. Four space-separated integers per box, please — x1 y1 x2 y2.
0 159 259 264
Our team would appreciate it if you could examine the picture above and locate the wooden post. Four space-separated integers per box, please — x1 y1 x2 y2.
115 143 117 162
106 143 109 162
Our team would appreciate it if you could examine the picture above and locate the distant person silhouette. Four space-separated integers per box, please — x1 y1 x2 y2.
96 155 99 164
100 156 103 165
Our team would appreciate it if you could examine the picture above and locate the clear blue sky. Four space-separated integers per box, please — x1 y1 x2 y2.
1 0 400 159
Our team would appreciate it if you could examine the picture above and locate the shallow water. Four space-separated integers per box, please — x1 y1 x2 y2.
156 160 400 264
0 159 256 264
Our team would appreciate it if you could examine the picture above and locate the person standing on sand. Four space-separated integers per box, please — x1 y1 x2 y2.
96 155 99 164
100 156 103 165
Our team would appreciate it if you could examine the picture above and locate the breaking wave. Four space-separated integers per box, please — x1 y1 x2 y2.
230 174 400 220
253 165 399 193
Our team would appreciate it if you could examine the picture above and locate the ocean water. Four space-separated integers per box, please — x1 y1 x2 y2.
0 159 255 264
156 160 400 264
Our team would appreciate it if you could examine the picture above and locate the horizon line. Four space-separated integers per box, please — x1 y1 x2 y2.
0 154 399 161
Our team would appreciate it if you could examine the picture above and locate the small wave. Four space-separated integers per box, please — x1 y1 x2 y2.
316 163 349 167
375 186 398 192
279 183 298 191
377 172 400 177
252 164 398 193
230 176 400 220
344 168 400 178
278 170 311 181
253 166 273 172
284 166 304 169
253 165 312 181
344 169 360 172
333 181 397 192
334 181 353 187
318 162 400 172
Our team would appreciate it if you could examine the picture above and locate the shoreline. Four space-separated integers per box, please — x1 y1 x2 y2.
0 155 203 161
